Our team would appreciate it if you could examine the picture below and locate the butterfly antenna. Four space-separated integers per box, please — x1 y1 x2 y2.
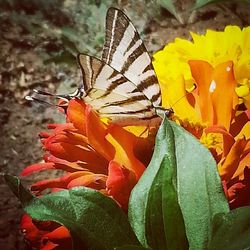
156 85 196 118
170 94 187 107
33 89 71 102
25 95 68 114
34 87 84 100
169 85 196 108
25 95 61 107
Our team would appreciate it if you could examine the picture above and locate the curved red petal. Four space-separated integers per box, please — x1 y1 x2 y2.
106 161 137 210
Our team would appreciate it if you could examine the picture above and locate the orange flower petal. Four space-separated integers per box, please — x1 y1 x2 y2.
67 174 106 189
107 124 146 179
67 99 86 134
106 161 137 210
210 61 238 130
189 60 238 129
230 109 250 137
45 155 87 172
45 130 89 146
47 123 76 133
31 172 95 192
219 136 248 181
189 60 214 124
85 105 115 161
44 141 100 162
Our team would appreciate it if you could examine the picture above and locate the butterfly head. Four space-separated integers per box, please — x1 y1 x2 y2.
165 107 174 117
155 106 174 119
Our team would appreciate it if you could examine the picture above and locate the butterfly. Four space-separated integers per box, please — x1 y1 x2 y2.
29 8 173 126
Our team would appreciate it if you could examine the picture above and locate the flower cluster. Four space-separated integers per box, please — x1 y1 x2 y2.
153 25 250 209
21 99 155 248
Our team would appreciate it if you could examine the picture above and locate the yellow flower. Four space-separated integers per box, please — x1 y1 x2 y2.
153 25 250 109
153 26 250 208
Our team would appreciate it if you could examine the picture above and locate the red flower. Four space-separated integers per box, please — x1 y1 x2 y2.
20 214 71 250
21 98 155 248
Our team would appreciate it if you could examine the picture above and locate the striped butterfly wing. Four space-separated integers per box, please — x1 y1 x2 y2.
102 7 162 107
78 54 160 125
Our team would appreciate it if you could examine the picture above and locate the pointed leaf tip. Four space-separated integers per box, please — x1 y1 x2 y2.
4 174 34 206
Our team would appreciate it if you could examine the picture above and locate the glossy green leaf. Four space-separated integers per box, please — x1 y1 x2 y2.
129 117 229 249
4 175 140 250
208 206 250 250
129 117 188 249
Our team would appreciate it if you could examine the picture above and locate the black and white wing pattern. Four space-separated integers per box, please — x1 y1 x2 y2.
78 54 159 125
101 8 162 107
77 8 168 126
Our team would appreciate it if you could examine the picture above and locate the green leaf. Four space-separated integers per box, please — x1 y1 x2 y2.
172 120 229 249
208 206 250 250
129 117 188 249
4 175 140 250
4 174 34 206
129 118 229 249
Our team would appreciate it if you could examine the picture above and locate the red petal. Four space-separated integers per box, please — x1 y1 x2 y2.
106 161 136 210
42 226 71 242
39 132 51 138
31 172 104 192
45 155 85 172
20 214 43 244
40 241 58 250
21 163 55 176
228 167 250 209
